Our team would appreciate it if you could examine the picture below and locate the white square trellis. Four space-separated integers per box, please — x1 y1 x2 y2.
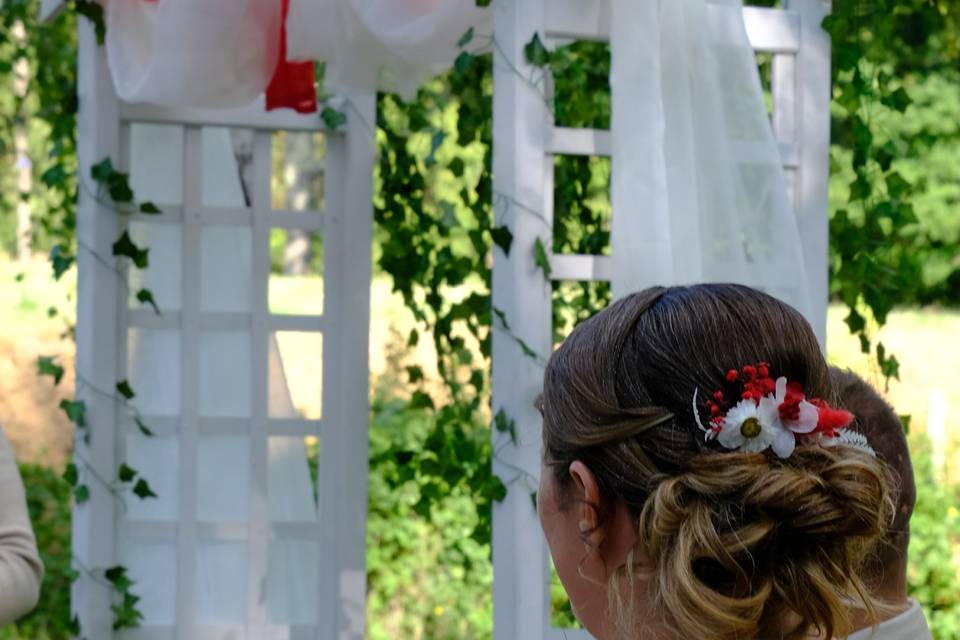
73 21 375 639
490 1 831 638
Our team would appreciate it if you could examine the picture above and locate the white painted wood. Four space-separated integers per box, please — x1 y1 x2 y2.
121 99 329 132
316 90 376 640
176 126 203 638
492 0 554 638
546 2 800 53
246 131 273 636
789 0 831 347
545 127 612 156
549 254 613 282
73 20 121 640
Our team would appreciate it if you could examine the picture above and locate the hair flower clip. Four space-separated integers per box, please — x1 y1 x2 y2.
694 363 874 459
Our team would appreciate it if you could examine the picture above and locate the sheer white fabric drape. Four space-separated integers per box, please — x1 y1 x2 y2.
105 0 489 104
106 0 282 107
287 0 490 97
611 0 812 320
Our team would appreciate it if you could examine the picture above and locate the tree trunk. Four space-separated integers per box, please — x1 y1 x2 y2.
13 20 32 262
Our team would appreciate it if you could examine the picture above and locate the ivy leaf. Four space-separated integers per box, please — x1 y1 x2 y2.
454 51 475 76
117 464 137 483
60 399 87 428
530 491 538 511
883 87 912 113
899 414 911 435
407 329 420 348
490 226 513 256
90 157 114 183
475 0 490 6
139 201 162 215
524 33 550 67
134 417 155 437
104 566 132 591
37 356 65 385
876 141 897 172
74 484 90 504
494 409 518 444
427 131 446 165
532 237 552 278
41 165 66 188
62 462 78 487
843 308 866 335
107 172 134 203
848 174 872 202
406 365 424 383
321 106 347 130
876 342 900 383
112 231 149 269
75 0 107 45
488 476 507 503
136 288 160 314
116 379 135 400
449 157 465 177
67 615 81 636
132 478 158 500
457 27 475 48
885 172 911 199
49 244 74 280
409 390 435 410
111 590 144 630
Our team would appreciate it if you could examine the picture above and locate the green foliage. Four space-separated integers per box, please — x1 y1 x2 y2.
366 376 493 639
0 465 74 640
907 437 960 639
824 0 960 379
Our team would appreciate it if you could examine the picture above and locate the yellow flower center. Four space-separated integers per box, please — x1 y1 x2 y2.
740 417 762 438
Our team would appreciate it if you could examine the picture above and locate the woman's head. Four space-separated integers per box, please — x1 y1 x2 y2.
537 284 891 640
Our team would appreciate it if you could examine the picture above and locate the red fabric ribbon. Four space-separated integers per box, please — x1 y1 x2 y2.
266 0 317 113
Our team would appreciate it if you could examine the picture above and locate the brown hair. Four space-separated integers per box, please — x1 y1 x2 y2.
541 284 892 640
830 366 914 597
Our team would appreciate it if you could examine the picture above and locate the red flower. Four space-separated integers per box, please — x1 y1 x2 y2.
810 399 854 437
726 369 739 382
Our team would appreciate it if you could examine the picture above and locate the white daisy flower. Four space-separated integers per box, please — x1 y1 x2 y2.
717 398 795 457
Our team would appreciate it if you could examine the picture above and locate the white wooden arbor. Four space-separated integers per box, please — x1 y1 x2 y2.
72 18 375 640
62 0 832 637
490 1 831 638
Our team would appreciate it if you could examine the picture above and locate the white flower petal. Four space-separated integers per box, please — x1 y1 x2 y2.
717 423 746 450
786 400 819 434
771 428 796 458
774 377 788 403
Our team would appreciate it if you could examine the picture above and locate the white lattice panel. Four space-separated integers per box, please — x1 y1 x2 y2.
74 21 375 638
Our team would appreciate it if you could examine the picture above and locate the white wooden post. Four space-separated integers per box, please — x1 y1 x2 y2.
491 0 554 638
788 0 832 347
316 91 376 640
73 19 121 640
75 40 376 636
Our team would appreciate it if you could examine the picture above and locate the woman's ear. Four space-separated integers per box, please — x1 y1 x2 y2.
568 460 604 548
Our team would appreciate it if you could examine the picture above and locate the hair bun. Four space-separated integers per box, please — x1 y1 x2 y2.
636 446 891 640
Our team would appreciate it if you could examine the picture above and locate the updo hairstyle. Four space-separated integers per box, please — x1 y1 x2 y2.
540 284 892 640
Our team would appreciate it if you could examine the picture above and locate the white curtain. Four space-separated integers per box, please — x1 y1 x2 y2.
610 0 812 320
105 0 489 105
106 0 282 107
287 0 490 97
